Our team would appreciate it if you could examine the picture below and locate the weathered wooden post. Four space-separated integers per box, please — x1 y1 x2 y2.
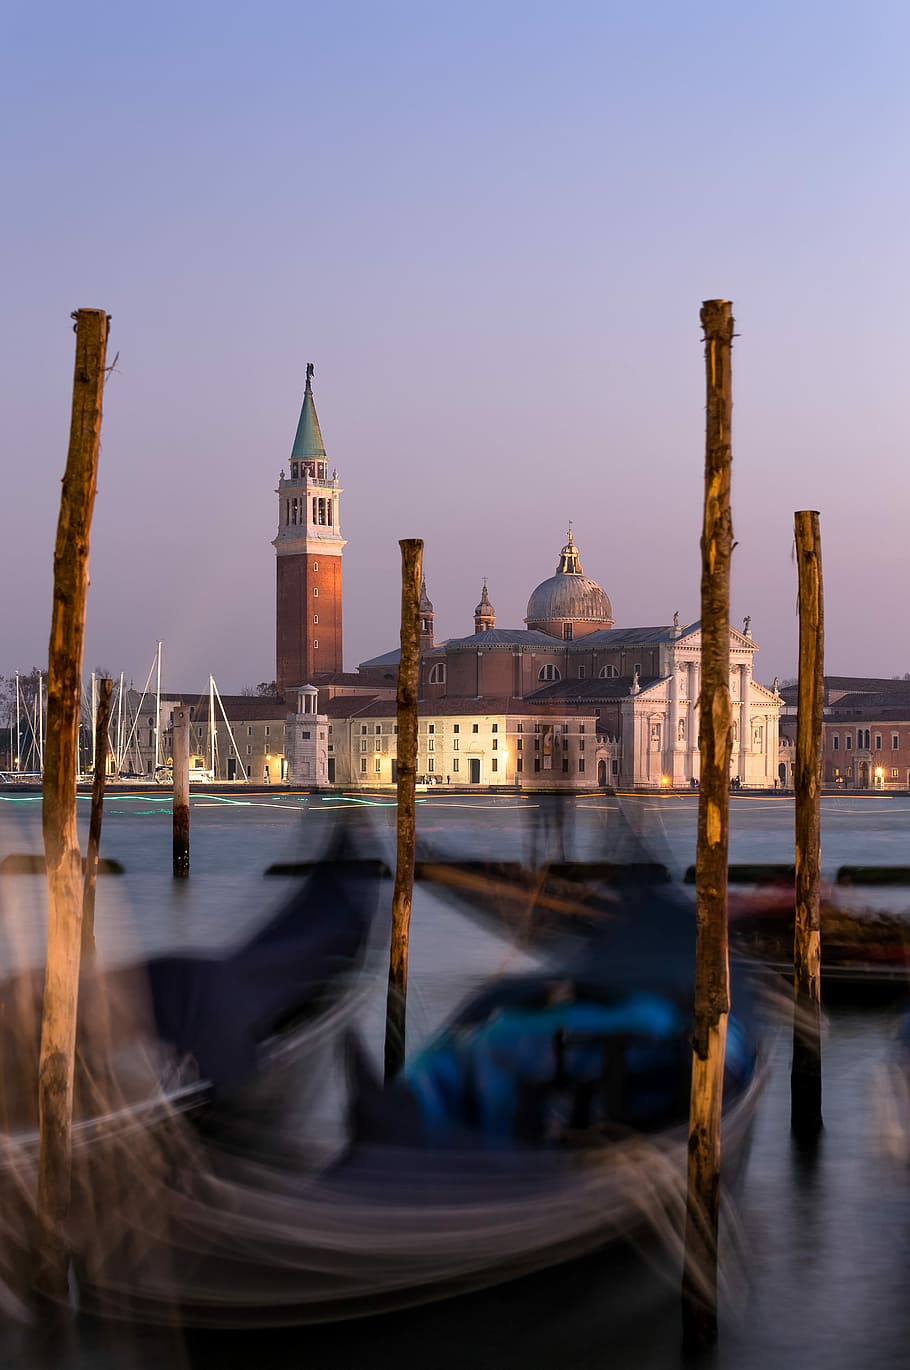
792 510 824 1136
384 538 423 1079
682 299 735 1350
81 676 113 956
39 308 109 1302
173 706 191 878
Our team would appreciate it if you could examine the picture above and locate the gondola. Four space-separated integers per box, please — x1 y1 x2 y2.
51 869 766 1330
0 834 388 1162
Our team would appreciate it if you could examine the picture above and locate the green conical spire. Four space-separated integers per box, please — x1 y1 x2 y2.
291 362 327 459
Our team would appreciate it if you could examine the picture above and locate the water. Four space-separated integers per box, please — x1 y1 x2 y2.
1 791 909 1368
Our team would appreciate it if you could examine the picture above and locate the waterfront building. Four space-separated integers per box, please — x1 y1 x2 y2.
780 677 910 789
321 694 618 790
360 530 782 789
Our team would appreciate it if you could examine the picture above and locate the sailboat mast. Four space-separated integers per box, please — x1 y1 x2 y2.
154 640 162 770
115 673 124 779
209 675 215 780
38 672 44 773
15 673 20 775
90 671 97 773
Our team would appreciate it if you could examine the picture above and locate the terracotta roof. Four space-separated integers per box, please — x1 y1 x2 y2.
529 677 658 702
324 695 599 721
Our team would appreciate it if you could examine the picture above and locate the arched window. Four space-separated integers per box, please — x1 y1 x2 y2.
313 614 318 625
598 664 619 679
538 664 561 682
313 561 319 571
428 662 446 684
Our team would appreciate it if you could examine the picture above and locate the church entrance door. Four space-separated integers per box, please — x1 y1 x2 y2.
598 760 607 787
469 758 481 784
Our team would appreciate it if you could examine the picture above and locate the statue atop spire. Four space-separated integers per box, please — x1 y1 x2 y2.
557 525 583 576
291 363 327 465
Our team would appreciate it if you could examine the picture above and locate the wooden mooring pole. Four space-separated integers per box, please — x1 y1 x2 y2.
173 706 190 878
39 308 109 1303
791 510 824 1136
82 676 113 956
682 299 735 1351
384 538 423 1079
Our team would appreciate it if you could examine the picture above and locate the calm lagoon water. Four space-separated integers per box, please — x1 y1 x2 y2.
1 791 910 1369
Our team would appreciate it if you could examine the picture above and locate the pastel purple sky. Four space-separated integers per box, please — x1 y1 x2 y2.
3 1 909 693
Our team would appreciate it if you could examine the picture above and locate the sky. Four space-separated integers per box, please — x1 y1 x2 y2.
3 0 909 693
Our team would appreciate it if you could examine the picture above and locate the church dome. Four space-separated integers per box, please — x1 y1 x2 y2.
525 530 613 635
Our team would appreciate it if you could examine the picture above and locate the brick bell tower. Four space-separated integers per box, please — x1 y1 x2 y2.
274 364 345 698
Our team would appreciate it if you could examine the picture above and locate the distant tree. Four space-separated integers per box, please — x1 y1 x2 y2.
239 680 278 697
0 668 44 711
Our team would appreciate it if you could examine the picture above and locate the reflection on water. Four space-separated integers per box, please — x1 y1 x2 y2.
1 793 909 1368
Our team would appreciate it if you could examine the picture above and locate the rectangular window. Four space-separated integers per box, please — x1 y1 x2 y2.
517 738 523 751
247 727 252 736
428 738 435 752
492 738 498 750
846 735 853 749
265 726 270 736
246 745 251 755
612 759 619 774
301 730 311 740
534 759 541 772
453 724 460 734
492 758 498 773
375 758 381 773
360 758 367 773
892 768 899 778
893 734 900 750
579 739 585 751
361 725 367 735
534 739 540 751
472 723 479 733
375 740 381 752
875 734 882 750
578 759 585 773
427 758 435 772
562 722 569 733
428 724 435 734
313 587 318 597
579 723 585 734
492 723 498 733
360 739 367 752
833 735 839 750
453 758 459 773
634 662 642 676
578 665 586 679
394 725 399 734
517 723 523 733
517 758 523 774
375 725 382 734
562 758 569 772
453 738 459 750
563 623 573 640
